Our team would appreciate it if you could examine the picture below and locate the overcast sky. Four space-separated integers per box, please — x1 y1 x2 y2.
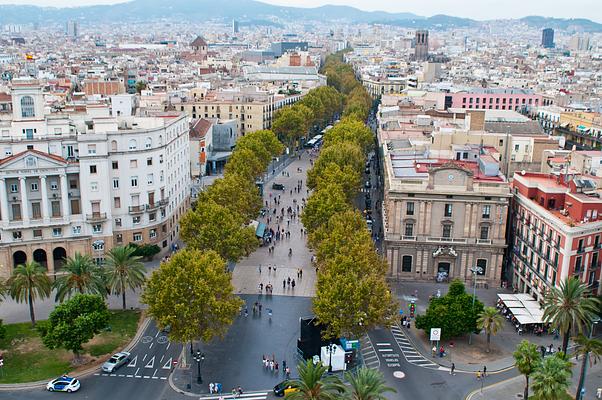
0 0 599 22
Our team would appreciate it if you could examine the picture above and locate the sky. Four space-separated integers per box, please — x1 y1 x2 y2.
0 0 600 22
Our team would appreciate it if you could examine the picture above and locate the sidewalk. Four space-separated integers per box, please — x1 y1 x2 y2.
466 357 602 400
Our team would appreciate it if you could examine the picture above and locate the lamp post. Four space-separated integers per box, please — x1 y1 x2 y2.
327 343 336 372
576 317 600 400
468 266 483 345
194 350 205 384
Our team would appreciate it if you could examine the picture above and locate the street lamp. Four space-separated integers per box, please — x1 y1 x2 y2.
327 343 336 372
194 350 205 384
576 317 600 400
468 266 483 345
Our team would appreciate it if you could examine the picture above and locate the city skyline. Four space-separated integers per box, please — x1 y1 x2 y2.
0 0 600 22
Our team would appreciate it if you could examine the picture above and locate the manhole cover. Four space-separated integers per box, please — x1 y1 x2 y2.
393 371 405 379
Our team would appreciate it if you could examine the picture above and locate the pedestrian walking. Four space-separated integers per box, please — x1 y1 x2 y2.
283 279 286 289
270 360 274 371
287 277 291 286
483 365 487 377
450 363 455 375
275 361 279 373
269 265 272 273
282 360 287 371
291 279 296 289
258 264 262 274
285 367 291 378
299 269 303 279
209 383 215 393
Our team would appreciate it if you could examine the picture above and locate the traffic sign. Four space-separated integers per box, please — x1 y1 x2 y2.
430 328 442 341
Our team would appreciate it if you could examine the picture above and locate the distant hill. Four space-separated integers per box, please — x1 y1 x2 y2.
0 0 599 32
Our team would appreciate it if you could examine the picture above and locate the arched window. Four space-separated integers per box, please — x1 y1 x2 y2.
128 139 137 150
144 137 152 149
158 135 163 146
111 140 118 151
21 96 35 118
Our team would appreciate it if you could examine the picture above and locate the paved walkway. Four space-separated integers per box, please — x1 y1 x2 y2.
232 150 317 297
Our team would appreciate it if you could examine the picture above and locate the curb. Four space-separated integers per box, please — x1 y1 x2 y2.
0 315 151 391
464 375 523 400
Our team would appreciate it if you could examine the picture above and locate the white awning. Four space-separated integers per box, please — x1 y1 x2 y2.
497 294 517 301
515 314 538 325
509 308 530 315
514 293 536 302
503 301 524 308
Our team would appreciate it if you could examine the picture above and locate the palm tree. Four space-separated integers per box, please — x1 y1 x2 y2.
574 334 602 400
287 360 344 400
477 306 505 353
344 367 396 400
53 252 106 302
104 245 146 310
7 261 51 326
542 277 601 353
513 340 541 400
531 353 572 400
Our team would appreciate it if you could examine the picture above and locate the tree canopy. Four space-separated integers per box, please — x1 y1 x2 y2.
198 173 262 222
322 117 374 154
307 142 365 189
301 184 351 233
141 249 243 344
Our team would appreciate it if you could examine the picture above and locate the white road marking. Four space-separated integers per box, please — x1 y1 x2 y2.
145 356 155 368
375 343 391 346
378 348 393 352
162 357 173 369
160 377 167 380
142 354 147 362
127 356 137 367
126 375 133 378
155 330 160 338
134 368 140 376
149 342 154 349
166 342 171 350
160 355 164 363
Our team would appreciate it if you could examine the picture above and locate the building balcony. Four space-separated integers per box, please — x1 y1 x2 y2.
146 199 169 211
427 237 468 244
477 239 492 245
401 235 417 241
86 212 107 222
128 205 145 214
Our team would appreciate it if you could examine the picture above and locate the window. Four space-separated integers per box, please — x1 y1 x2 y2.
51 181 58 190
147 173 154 185
406 202 414 216
92 224 102 233
114 197 121 208
159 154 163 164
150 229 157 239
10 183 18 193
133 232 142 242
147 157 153 166
444 204 453 217
91 182 98 191
128 139 137 150
30 182 38 191
130 159 138 168
72 226 81 235
111 140 118 151
482 205 491 219
33 229 42 238
87 144 96 155
442 224 452 238
145 137 152 149
578 239 584 252
115 218 122 227
149 212 156 222
112 178 119 189
89 165 97 174
476 259 487 275
112 161 119 170
131 177 138 187
480 225 489 240
116 233 123 244
69 180 77 189
21 95 35 118
401 255 412 272
404 223 414 237
52 227 62 237
133 216 141 224
51 201 61 217
31 202 41 219
575 256 582 272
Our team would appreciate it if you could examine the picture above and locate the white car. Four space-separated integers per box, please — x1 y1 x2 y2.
46 376 80 392
101 351 131 373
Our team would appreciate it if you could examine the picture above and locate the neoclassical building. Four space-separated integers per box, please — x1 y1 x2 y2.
0 78 191 277
382 145 511 287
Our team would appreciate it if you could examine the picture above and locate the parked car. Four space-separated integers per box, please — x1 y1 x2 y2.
364 180 371 189
101 351 131 373
46 376 80 393
274 380 299 397
365 167 370 174
272 182 285 190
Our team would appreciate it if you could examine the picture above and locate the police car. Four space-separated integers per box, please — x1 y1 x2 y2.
46 376 81 393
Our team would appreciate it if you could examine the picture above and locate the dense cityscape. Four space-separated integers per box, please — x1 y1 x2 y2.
0 1 601 399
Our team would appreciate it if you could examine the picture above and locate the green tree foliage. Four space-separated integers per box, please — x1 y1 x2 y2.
301 184 351 234
574 334 602 400
343 86 373 121
313 251 396 340
7 261 52 326
300 86 344 127
322 117 373 154
234 129 283 167
135 80 147 93
53 253 106 302
224 147 265 181
180 200 258 262
104 245 146 310
542 277 601 353
308 163 361 203
0 319 6 340
141 249 243 344
344 367 396 400
414 279 485 340
477 306 505 353
40 294 110 359
307 142 365 189
272 106 311 146
531 353 572 400
198 173 262 222
287 359 344 400
513 340 542 400
129 243 161 260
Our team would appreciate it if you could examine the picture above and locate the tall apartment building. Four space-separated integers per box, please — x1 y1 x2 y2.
382 145 511 287
542 28 555 49
447 88 542 111
414 30 429 61
0 79 191 278
66 20 78 39
510 172 602 299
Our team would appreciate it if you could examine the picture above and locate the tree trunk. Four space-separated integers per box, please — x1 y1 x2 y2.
576 351 588 400
524 375 529 400
562 330 570 354
28 292 36 327
486 332 491 353
121 281 127 310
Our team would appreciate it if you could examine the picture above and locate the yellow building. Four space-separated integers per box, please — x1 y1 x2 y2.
557 112 602 150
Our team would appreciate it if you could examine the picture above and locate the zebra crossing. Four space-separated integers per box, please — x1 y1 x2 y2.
360 333 380 369
390 325 439 370
198 392 269 400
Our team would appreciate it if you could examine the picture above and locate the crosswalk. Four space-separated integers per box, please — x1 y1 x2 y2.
198 392 269 400
360 334 380 369
390 325 439 370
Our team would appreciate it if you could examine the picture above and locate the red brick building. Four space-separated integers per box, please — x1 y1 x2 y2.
510 172 602 301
